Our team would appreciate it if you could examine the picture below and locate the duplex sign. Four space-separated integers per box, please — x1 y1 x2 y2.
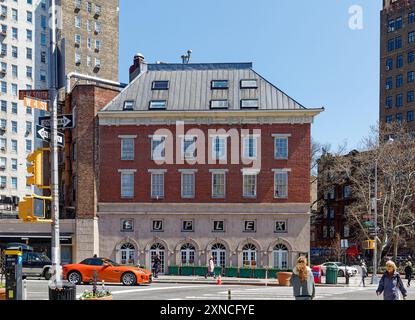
36 125 64 148
39 115 74 129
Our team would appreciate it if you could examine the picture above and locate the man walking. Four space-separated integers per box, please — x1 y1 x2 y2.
360 262 367 287
205 256 216 279
152 254 161 279
404 259 413 288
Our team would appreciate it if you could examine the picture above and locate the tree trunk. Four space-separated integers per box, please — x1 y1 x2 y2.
393 234 399 263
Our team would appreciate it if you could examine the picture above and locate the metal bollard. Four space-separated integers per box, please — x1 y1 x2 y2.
23 279 27 301
228 289 232 300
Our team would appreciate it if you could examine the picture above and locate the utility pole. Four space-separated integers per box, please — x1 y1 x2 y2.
371 159 379 285
49 0 62 288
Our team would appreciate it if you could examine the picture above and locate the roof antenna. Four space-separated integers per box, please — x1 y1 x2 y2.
181 49 192 64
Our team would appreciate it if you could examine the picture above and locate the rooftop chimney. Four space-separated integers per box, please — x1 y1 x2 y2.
129 53 146 82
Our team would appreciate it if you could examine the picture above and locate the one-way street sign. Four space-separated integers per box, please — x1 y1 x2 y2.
36 125 65 148
39 115 74 130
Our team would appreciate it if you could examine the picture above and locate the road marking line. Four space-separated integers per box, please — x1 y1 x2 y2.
110 285 213 295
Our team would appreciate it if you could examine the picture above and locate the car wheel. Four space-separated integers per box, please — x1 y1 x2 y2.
121 272 137 286
67 271 82 285
338 270 345 277
43 269 52 281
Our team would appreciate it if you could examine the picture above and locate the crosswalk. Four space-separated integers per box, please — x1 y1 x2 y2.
174 286 374 301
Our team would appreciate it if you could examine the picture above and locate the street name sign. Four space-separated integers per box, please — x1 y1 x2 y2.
39 115 74 130
19 90 49 101
36 125 64 148
24 97 48 111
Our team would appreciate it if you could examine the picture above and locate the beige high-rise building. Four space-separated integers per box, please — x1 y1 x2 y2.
56 0 119 85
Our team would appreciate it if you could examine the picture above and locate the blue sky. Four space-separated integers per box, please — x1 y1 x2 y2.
119 0 382 150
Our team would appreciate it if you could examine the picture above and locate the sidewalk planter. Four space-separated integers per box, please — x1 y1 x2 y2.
253 268 267 279
194 266 208 276
239 268 253 279
277 272 292 286
181 266 195 276
0 288 5 301
80 295 113 301
225 267 238 278
168 266 181 276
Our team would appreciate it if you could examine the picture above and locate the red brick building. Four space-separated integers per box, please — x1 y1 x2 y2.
94 58 323 272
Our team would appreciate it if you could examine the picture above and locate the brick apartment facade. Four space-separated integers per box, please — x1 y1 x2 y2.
381 0 415 128
94 58 323 272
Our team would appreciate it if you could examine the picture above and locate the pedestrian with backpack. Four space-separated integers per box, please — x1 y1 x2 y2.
376 260 407 300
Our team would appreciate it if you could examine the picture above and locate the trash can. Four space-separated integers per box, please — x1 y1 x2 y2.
48 281 76 300
312 266 322 284
326 266 338 285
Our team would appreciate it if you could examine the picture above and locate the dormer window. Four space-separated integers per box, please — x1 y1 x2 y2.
241 99 259 109
149 100 167 110
211 80 229 89
210 100 229 109
152 81 169 90
241 80 258 89
123 101 135 111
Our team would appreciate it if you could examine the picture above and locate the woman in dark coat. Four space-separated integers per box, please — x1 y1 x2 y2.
404 260 413 288
376 261 407 300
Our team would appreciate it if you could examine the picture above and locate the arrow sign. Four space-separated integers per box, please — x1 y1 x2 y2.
39 115 74 130
36 125 64 148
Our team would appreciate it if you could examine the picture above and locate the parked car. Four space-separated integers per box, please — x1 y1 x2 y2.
319 262 358 277
5 243 52 280
63 257 152 286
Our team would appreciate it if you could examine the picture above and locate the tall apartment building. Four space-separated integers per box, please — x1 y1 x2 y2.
0 0 120 264
56 0 119 85
380 0 415 127
0 0 50 212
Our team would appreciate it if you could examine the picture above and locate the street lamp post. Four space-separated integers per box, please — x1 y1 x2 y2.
49 0 62 288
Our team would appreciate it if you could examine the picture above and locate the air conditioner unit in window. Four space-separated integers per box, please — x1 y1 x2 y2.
0 12 7 19
0 165 5 170
0 184 6 189
386 85 391 90
0 29 6 37
94 63 101 70
386 66 390 71
0 147 5 151
0 69 6 76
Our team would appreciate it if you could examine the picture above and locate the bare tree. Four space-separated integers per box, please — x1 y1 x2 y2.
328 122 415 264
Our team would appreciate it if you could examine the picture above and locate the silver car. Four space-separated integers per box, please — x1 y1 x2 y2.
320 262 358 277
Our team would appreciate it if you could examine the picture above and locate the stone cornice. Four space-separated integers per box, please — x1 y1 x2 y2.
98 202 310 215
98 109 324 126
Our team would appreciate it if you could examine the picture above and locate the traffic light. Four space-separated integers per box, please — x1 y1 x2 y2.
26 149 43 187
362 240 376 250
18 196 52 223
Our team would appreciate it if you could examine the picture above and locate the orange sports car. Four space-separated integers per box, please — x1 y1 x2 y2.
63 257 152 286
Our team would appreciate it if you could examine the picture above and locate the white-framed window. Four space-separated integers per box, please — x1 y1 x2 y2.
181 172 195 199
243 136 258 159
75 16 81 28
344 225 350 238
274 171 288 199
123 100 134 111
322 226 328 239
212 136 226 160
240 79 258 89
241 99 259 108
243 173 257 198
151 136 166 161
242 244 257 267
180 243 195 265
121 138 134 160
121 172 135 198
182 136 196 160
343 185 351 198
120 243 135 265
274 136 289 159
75 52 81 64
151 173 165 199
212 172 226 199
210 100 229 109
149 100 167 109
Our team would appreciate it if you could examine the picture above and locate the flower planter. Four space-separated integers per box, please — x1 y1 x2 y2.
80 295 113 301
194 266 208 276
277 272 292 286
239 268 253 278
267 269 280 279
214 267 223 277
253 268 266 279
0 288 6 301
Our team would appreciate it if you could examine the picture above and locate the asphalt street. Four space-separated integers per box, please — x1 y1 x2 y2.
24 279 415 300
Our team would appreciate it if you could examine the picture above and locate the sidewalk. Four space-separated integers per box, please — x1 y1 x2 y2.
152 275 378 287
